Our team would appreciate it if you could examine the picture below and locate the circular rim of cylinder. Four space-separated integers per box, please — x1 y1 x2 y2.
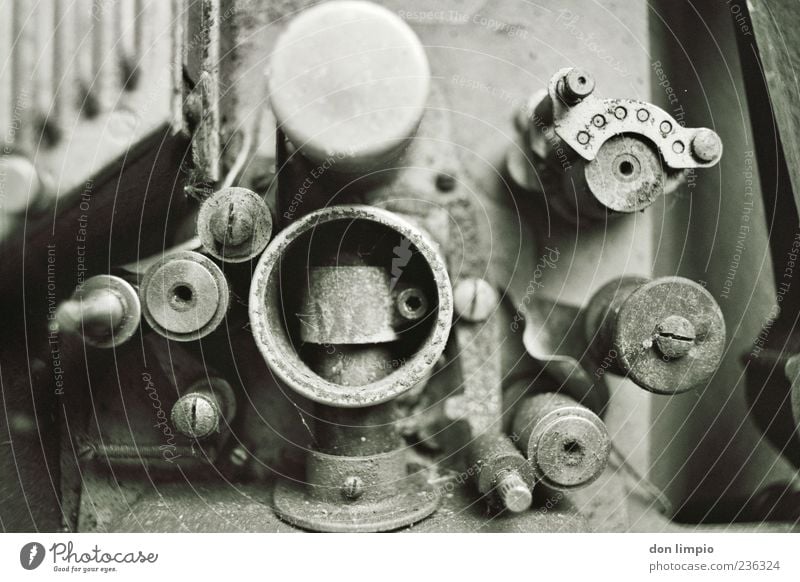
248 205 453 407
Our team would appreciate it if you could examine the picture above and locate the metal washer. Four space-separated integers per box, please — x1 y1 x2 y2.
140 251 230 342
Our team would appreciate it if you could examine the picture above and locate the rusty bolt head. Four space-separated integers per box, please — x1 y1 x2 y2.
453 278 498 322
495 470 532 513
198 187 273 263
560 69 595 103
655 315 696 359
210 200 255 247
171 393 221 439
691 129 722 163
341 476 364 500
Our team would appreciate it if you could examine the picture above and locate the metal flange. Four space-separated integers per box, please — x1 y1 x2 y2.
273 449 440 532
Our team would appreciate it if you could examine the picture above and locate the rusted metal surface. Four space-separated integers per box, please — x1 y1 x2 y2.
470 433 534 513
197 187 272 262
299 266 399 344
508 67 721 220
273 450 440 532
585 276 726 395
249 205 453 407
511 392 610 491
170 377 235 440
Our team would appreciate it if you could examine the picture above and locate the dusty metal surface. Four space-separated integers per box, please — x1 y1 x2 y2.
7 0 791 536
197 187 273 262
140 250 231 342
249 205 453 408
511 392 610 491
508 67 721 220
586 276 726 395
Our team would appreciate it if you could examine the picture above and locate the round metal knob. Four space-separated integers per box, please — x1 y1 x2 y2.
268 1 430 172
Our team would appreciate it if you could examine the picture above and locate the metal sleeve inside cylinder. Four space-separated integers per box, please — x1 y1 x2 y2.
299 259 407 457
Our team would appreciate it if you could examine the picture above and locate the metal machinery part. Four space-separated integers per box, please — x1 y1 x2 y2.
511 392 610 491
55 275 141 348
140 250 231 342
171 377 237 440
197 187 273 263
12 0 800 536
250 206 453 531
469 433 535 513
584 276 726 395
267 1 430 172
507 68 723 220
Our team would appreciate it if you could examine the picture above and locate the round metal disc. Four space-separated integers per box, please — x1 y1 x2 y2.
614 277 726 394
268 1 430 172
531 412 609 490
141 251 230 342
584 135 666 213
197 187 273 263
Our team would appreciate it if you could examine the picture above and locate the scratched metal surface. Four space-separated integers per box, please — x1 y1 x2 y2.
0 0 679 532
86 0 656 532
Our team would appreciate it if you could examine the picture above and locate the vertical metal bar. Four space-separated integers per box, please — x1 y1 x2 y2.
171 0 186 132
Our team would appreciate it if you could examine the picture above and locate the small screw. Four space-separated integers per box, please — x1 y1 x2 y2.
577 131 591 145
495 470 532 513
654 315 696 359
691 129 722 163
659 120 673 134
672 140 685 154
453 278 498 323
210 200 254 247
229 445 249 468
636 108 650 122
592 114 606 128
560 69 595 104
342 476 364 500
171 393 221 439
396 288 428 321
614 106 627 120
